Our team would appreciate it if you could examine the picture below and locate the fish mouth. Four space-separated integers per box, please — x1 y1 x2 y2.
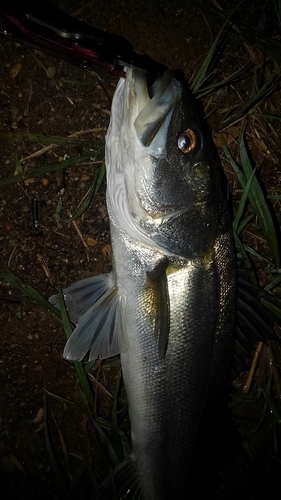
122 68 184 227
106 68 184 255
132 69 182 148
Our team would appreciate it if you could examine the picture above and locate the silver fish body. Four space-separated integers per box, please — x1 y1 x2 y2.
50 68 236 499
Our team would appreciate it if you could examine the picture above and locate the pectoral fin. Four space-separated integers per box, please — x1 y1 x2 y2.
50 274 127 361
49 273 115 323
64 287 126 361
146 258 170 359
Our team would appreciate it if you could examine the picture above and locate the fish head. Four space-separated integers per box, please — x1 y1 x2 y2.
106 68 227 259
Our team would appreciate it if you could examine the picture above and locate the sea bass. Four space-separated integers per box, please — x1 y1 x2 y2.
50 68 236 499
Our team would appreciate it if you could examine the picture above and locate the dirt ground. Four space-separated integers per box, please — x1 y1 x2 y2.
1 0 281 498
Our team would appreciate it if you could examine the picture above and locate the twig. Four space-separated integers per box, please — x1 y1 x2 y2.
88 372 113 400
243 341 263 394
68 211 90 262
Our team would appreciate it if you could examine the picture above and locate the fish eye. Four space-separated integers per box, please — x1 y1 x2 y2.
177 129 197 154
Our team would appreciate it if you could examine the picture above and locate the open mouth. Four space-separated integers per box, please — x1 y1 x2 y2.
132 70 182 147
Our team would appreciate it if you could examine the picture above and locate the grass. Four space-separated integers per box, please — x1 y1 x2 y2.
1 0 281 495
193 0 281 467
224 126 280 269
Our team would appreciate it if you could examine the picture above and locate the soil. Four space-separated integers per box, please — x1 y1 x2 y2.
1 1 281 499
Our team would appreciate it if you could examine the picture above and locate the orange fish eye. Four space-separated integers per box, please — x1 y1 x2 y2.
177 129 197 153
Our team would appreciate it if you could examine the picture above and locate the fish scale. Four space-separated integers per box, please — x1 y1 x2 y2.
50 67 236 499
114 225 234 499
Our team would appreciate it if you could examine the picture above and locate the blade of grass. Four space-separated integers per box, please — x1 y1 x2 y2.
206 3 281 64
44 393 74 498
52 414 70 465
0 153 101 189
265 275 281 292
191 1 244 92
224 130 280 268
253 113 281 123
96 417 113 431
14 154 23 176
261 298 281 322
233 168 257 233
194 62 252 98
0 130 103 147
222 66 281 126
191 29 227 92
57 280 95 413
223 143 246 186
118 428 131 458
243 244 274 265
230 21 281 64
236 214 255 235
261 388 281 423
267 194 281 200
84 359 97 371
67 160 106 222
233 232 258 285
239 126 280 268
46 390 92 416
110 371 124 463
241 66 281 115
229 389 262 409
0 267 62 322
91 419 120 468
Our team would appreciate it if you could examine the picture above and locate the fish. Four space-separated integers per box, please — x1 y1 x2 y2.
50 67 236 499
